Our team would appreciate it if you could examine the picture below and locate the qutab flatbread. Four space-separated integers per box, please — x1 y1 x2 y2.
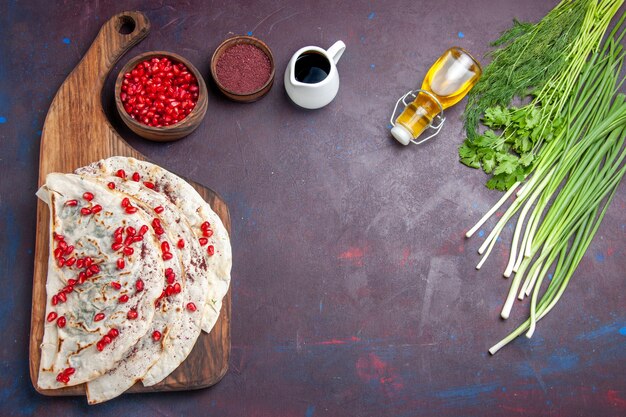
83 176 208 404
36 157 232 404
37 174 164 389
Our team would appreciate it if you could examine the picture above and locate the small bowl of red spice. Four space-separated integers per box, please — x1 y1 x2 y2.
210 35 275 102
115 51 208 142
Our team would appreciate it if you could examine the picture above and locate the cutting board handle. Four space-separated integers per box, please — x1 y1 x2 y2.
87 11 151 86
39 11 150 178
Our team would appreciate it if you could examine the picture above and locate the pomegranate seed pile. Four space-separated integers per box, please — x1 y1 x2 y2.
120 57 199 127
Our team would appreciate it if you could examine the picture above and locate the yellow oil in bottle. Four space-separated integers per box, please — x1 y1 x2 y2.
392 47 482 145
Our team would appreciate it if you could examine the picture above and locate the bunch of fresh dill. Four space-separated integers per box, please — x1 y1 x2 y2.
459 0 622 190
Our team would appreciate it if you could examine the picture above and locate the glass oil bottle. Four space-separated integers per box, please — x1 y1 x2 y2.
390 47 482 146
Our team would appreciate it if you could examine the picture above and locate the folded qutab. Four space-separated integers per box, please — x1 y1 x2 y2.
37 173 164 389
37 157 232 403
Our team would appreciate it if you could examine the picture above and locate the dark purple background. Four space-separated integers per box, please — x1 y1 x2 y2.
1 1 625 416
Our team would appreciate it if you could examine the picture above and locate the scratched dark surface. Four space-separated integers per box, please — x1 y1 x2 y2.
1 0 625 416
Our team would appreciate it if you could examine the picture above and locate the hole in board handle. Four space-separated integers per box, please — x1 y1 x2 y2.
117 15 136 35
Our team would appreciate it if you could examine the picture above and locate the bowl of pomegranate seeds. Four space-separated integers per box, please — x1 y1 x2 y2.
115 51 208 142
210 35 275 103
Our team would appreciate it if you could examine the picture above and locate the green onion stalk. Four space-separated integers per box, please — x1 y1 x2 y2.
464 25 626 354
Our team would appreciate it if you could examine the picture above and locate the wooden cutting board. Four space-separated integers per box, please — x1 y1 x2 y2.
28 11 231 396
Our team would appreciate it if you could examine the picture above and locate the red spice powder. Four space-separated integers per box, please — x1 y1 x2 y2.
215 44 271 94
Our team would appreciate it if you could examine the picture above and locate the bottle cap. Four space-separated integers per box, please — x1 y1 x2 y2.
391 125 412 146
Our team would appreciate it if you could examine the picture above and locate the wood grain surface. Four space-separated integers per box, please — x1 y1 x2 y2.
28 11 231 396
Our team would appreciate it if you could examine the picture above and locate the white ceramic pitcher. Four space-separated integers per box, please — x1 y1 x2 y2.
284 41 346 109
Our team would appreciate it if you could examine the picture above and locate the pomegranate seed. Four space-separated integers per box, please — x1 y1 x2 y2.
57 240 67 250
165 285 174 296
89 264 100 274
54 248 63 259
67 279 77 286
119 294 129 303
51 295 59 306
144 181 155 189
162 252 173 260
78 272 87 284
111 281 122 290
83 192 94 201
152 218 161 228
57 316 66 328
116 169 126 179
127 309 138 320
173 283 181 294
102 335 112 345
91 204 102 214
80 207 92 215
135 279 144 292
85 269 93 278
76 258 85 269
154 205 164 213
186 302 197 312
108 328 119 338
165 267 173 276
65 199 78 207
155 227 164 235
177 239 184 249
63 285 73 294
107 182 116 189
84 257 93 267
114 226 124 235
208 245 215 256
125 206 138 214
57 257 65 268
47 312 58 322
132 235 143 242
123 246 134 256
64 245 74 255
203 229 213 238
64 367 75 376
139 225 149 235
201 221 210 230
121 197 130 208
96 341 104 351
132 172 140 181
65 257 76 267
58 292 67 303
114 233 123 244
166 274 175 284
116 258 125 270
124 234 134 246
126 226 136 236
94 313 105 322
161 241 170 253
152 330 162 341
56 372 71 383
111 242 124 251
198 237 208 246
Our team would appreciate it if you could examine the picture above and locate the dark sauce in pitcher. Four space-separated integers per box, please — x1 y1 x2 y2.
295 52 331 84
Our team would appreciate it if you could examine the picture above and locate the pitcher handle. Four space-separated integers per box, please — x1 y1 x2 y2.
326 41 346 64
